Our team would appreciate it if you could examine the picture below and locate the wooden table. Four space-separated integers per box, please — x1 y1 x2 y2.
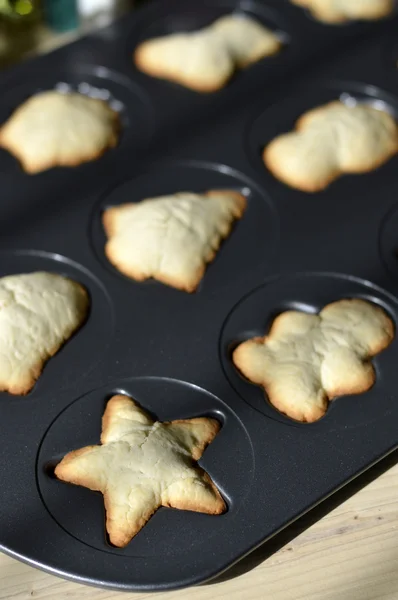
1 450 398 600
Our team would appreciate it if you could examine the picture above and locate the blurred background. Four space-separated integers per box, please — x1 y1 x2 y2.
0 0 146 68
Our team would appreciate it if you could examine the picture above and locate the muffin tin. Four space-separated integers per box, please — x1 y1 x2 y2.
1 0 398 592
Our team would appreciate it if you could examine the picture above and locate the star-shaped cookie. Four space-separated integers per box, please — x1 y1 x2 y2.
233 299 394 423
55 394 226 547
102 190 246 292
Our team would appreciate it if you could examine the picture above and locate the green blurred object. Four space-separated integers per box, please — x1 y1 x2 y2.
0 0 40 68
15 0 33 15
0 0 13 16
0 0 34 16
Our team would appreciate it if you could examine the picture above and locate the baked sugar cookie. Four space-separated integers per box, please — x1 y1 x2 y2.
291 0 394 23
0 272 89 394
233 299 394 422
0 90 120 173
264 101 398 192
103 190 246 292
134 14 282 92
55 394 226 547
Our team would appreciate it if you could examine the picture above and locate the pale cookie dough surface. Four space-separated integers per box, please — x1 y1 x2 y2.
264 101 398 192
291 0 394 23
55 394 226 547
103 190 246 292
0 90 120 174
233 299 394 423
0 271 89 395
134 14 282 92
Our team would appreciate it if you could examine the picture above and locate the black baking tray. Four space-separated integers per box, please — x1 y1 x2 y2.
1 0 398 592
